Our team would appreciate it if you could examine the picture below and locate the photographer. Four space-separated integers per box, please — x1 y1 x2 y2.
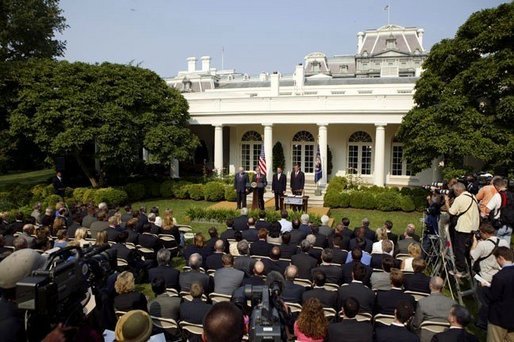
445 182 480 275
470 222 508 329
484 178 513 245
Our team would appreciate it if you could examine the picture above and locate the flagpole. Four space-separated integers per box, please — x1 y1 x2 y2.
221 47 224 70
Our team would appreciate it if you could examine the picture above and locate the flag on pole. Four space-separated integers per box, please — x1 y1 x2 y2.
258 145 267 175
314 145 322 183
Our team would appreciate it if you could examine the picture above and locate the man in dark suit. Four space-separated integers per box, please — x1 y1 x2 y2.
205 240 225 270
289 219 307 246
310 225 328 248
233 209 249 231
484 247 514 340
261 246 288 275
255 211 271 230
375 301 418 342
148 249 180 291
282 265 305 304
249 228 273 257
375 269 416 315
431 304 477 342
138 224 161 254
242 219 258 242
204 226 219 255
353 218 376 242
89 211 109 239
327 297 373 342
290 163 305 211
272 166 287 211
330 235 348 265
242 260 266 286
342 248 371 287
291 240 318 280
179 253 211 294
403 258 430 293
384 220 398 244
302 270 338 310
179 282 212 324
220 219 236 244
311 249 343 285
52 171 65 198
399 223 421 242
397 224 421 254
253 166 267 210
338 263 375 314
349 226 373 253
234 167 249 209
279 232 297 259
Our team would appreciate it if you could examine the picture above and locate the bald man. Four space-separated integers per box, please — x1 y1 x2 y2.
242 260 266 286
281 265 305 304
203 302 244 342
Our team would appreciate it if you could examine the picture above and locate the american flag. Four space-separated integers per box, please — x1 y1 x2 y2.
258 145 267 175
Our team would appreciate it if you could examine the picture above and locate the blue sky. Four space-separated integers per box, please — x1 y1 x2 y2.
58 0 507 77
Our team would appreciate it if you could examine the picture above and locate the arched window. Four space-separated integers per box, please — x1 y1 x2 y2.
391 137 412 176
241 131 262 171
292 131 315 173
348 131 372 175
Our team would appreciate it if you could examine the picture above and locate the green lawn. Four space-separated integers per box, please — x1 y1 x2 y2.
0 168 54 189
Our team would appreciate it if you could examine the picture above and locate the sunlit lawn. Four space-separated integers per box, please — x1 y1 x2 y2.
0 168 54 189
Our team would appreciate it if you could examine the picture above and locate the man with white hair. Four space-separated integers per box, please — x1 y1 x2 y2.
299 213 311 235
318 215 332 237
20 224 36 249
98 202 108 211
291 239 318 280
233 207 249 231
281 265 305 304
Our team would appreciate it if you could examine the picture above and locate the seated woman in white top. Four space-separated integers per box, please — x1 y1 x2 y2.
401 242 422 272
371 227 394 256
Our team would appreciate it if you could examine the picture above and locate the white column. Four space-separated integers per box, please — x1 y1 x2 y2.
170 159 179 178
213 125 223 176
374 124 386 186
263 124 273 183
318 124 328 186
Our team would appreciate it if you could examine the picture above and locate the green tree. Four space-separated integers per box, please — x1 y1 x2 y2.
9 60 199 187
397 2 514 174
272 142 286 172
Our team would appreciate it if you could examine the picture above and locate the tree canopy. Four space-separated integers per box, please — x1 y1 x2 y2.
397 2 514 175
9 60 199 186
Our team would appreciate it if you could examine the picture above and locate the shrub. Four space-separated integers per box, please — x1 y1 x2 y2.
188 184 204 201
224 185 237 202
324 190 341 208
400 196 416 212
82 189 97 204
175 184 191 199
72 188 88 203
204 182 225 201
327 176 348 193
125 183 146 201
339 192 351 208
400 187 413 196
0 192 14 211
31 184 52 201
413 195 428 211
140 179 161 198
45 194 62 209
93 188 128 206
375 192 401 211
159 180 174 198
349 191 372 209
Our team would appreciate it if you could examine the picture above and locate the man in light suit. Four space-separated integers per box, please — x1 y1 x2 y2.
290 163 305 211
213 254 244 295
234 166 249 209
253 166 267 210
272 167 287 211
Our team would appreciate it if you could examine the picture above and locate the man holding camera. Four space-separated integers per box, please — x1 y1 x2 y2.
445 182 480 275
470 222 508 329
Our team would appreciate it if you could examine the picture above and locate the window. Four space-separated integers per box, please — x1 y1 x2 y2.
292 131 315 173
241 131 262 171
311 61 320 73
391 141 412 176
386 38 397 50
348 131 372 175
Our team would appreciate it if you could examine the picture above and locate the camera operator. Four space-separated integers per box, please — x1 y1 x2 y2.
444 182 480 276
484 178 513 245
470 222 509 329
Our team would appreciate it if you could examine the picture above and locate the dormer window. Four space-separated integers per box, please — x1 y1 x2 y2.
182 78 192 92
386 37 397 49
311 61 321 73
339 65 349 73
362 50 368 57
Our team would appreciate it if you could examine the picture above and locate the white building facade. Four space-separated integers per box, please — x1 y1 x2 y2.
166 25 439 189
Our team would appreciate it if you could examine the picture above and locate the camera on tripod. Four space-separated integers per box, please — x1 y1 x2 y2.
244 284 283 342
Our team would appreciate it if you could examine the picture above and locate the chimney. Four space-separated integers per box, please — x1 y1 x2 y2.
187 57 196 73
270 71 280 97
259 72 268 81
294 64 304 90
357 32 364 54
417 29 424 49
200 56 211 72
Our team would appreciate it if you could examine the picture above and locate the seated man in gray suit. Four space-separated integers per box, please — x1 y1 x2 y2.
179 253 210 294
213 254 244 295
370 255 395 291
148 276 180 321
412 276 457 333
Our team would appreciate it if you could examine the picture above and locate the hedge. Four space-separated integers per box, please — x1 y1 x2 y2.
93 188 128 206
140 179 161 198
349 191 376 209
224 185 237 202
204 182 225 202
375 192 401 211
125 183 146 201
159 180 174 198
188 184 205 201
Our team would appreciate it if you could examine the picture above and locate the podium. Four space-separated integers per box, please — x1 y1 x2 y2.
280 195 309 212
248 182 265 210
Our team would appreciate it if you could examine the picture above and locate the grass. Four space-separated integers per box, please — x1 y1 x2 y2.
0 168 54 189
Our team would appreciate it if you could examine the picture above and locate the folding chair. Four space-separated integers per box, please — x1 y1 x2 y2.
293 278 312 288
404 290 430 301
166 288 180 297
420 321 450 342
151 316 178 336
285 302 302 314
324 283 339 291
179 321 203 339
354 312 373 322
323 308 337 320
209 292 232 304
374 313 396 326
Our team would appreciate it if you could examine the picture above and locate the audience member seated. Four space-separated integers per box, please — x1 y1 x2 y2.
311 248 343 285
110 231 144 270
125 218 139 244
371 255 395 291
233 208 249 231
94 230 109 249
279 232 297 259
290 219 307 246
401 243 422 272
233 240 252 276
147 213 160 235
329 235 348 265
202 302 244 342
294 297 328 342
267 222 282 245
255 211 271 230
114 271 148 312
302 270 338 310
349 227 373 254
403 258 430 293
339 263 375 314
148 249 180 290
204 226 219 254
242 219 258 242
250 228 273 257
213 254 244 295
282 265 305 304
138 223 160 255
106 215 121 242
180 253 210 293
375 301 418 342
183 233 207 267
370 239 396 269
179 282 212 324
261 246 287 275
159 209 180 243
13 236 28 251
148 276 180 321
353 218 376 242
279 211 293 233
220 219 236 242
310 225 328 248
299 214 312 236
90 211 109 238
81 205 97 228
384 220 398 245
342 247 371 287
292 239 318 280
371 227 394 255
53 229 68 249
397 224 421 253
318 215 333 238
70 227 90 248
375 269 416 315
327 297 373 342
229 231 243 256
206 240 225 270
431 304 478 342
305 234 322 262
20 224 36 249
242 260 266 286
